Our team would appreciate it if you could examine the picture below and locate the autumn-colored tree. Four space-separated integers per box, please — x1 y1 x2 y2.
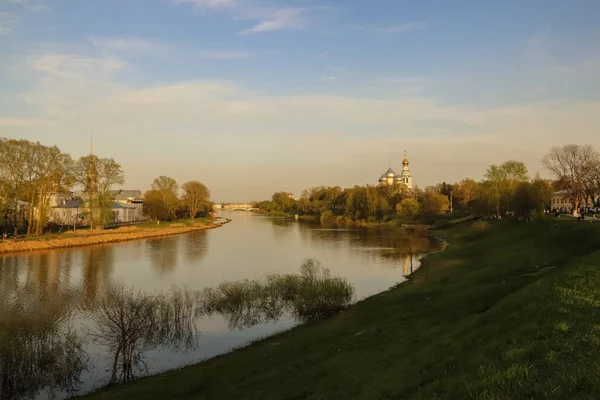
454 178 478 210
396 198 420 219
181 181 210 220
420 190 450 214
150 176 179 220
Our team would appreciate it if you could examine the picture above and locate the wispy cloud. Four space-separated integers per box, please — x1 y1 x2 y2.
0 12 16 35
174 0 329 34
241 8 311 34
89 37 163 55
0 25 12 35
173 0 239 10
198 50 253 59
357 22 427 34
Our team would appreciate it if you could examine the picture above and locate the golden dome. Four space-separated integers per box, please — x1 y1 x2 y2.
402 155 409 166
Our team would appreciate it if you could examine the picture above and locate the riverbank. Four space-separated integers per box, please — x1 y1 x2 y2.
80 218 600 399
0 218 231 255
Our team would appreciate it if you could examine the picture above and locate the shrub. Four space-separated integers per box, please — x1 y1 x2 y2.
320 211 335 225
473 220 490 232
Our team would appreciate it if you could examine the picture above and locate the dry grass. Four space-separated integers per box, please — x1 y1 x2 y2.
0 219 231 255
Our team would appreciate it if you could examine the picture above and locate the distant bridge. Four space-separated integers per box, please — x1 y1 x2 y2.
217 203 259 212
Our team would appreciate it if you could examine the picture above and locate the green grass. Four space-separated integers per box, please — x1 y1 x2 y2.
133 218 212 229
81 219 600 400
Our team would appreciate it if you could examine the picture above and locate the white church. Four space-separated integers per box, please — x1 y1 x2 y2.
378 153 412 190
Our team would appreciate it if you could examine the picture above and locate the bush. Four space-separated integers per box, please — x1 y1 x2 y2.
473 220 490 232
320 211 335 225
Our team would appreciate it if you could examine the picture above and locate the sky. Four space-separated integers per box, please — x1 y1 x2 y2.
1 0 599 201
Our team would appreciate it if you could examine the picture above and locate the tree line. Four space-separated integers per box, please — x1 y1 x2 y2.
0 138 125 235
0 137 213 236
257 144 600 224
142 175 212 222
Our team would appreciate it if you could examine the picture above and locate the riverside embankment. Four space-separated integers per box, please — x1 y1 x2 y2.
0 218 231 255
81 218 600 400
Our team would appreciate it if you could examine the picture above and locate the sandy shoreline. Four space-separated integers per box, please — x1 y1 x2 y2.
0 218 231 255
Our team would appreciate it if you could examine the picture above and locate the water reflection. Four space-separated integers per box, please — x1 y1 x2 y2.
82 246 115 306
184 232 208 264
147 236 179 275
0 215 444 398
0 290 87 400
88 285 200 384
199 259 354 330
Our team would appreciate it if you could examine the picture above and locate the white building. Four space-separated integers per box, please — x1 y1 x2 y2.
551 190 599 213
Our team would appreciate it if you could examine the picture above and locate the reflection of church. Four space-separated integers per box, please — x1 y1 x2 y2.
378 152 412 190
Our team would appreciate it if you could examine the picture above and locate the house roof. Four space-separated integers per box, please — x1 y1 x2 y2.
56 199 83 208
112 202 137 209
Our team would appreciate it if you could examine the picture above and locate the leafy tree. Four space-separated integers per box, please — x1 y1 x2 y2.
181 181 210 220
76 155 125 229
454 178 478 210
396 198 420 219
271 192 297 214
320 210 335 225
485 161 528 216
420 190 450 214
150 176 179 220
143 190 171 221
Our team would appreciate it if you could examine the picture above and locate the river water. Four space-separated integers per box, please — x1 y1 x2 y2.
0 212 440 398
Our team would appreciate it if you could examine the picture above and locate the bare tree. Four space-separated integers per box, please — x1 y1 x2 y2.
543 145 600 216
181 181 210 220
88 285 200 384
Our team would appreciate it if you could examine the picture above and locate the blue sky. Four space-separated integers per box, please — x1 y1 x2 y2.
1 0 599 200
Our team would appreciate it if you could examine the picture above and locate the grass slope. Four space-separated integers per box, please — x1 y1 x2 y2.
81 219 600 400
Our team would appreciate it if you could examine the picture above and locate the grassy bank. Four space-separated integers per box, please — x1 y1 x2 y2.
0 218 229 255
81 218 600 399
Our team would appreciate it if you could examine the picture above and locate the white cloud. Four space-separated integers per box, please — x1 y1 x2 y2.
198 50 253 59
173 0 329 34
89 37 163 55
241 8 309 34
5 50 600 199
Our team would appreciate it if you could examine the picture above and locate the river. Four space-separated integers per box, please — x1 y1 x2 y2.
0 212 442 399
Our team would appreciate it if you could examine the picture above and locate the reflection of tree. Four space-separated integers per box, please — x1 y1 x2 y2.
184 232 208 264
0 292 87 400
89 285 200 384
148 236 179 275
82 245 115 306
199 259 355 330
399 226 431 274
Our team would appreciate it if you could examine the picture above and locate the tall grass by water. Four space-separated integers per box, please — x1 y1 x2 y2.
199 258 355 329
